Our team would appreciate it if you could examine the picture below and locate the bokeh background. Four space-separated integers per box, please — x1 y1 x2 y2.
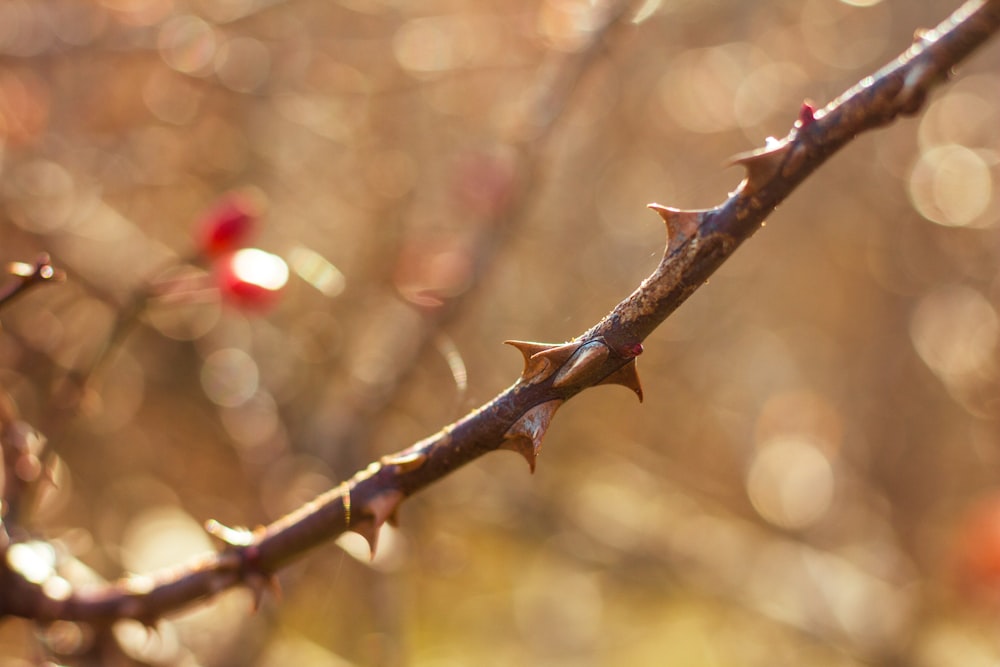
1 0 999 664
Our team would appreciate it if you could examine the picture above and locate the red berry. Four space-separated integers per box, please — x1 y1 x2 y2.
214 248 288 312
952 491 1000 606
195 190 262 258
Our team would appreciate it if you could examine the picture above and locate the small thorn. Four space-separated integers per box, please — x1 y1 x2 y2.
500 399 563 473
351 523 380 558
245 573 279 612
381 450 427 473
352 490 404 559
648 204 701 253
597 359 644 402
728 139 790 193
499 435 540 473
204 520 255 548
552 341 609 388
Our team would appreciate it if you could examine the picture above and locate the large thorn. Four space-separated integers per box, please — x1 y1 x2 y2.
499 399 563 473
647 204 701 254
597 358 644 402
551 341 609 388
504 340 582 384
349 490 404 559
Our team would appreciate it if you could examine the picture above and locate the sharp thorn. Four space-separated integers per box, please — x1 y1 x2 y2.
504 340 563 383
499 435 539 473
647 204 701 253
728 139 790 193
352 490 404 559
597 359 644 402
500 399 563 473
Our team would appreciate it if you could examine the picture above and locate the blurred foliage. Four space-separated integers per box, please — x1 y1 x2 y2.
0 0 999 665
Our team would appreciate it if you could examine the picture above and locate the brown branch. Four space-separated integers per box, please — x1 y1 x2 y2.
2 0 998 627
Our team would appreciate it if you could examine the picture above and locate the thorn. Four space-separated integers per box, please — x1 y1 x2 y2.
647 204 701 253
505 340 582 384
245 572 280 611
204 520 255 548
597 359 644 402
500 399 563 473
351 490 404 559
552 341 609 388
381 450 427 473
728 139 790 193
504 340 561 383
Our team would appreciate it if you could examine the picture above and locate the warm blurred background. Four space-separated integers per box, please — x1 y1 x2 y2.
0 0 999 664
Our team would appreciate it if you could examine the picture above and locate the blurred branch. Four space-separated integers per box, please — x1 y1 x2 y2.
1 0 998 627
299 0 640 457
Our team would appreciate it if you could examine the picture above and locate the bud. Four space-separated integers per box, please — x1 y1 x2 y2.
214 248 288 312
194 189 263 258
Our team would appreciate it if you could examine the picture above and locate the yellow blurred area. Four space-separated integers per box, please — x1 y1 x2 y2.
0 0 999 665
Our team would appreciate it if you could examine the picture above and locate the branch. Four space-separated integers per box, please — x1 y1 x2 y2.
2 0 998 626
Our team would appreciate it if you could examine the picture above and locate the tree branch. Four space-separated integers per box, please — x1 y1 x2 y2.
2 0 998 627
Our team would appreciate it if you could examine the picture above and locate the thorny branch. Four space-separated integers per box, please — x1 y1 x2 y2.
2 0 999 628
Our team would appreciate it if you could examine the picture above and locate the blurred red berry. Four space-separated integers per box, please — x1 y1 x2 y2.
214 248 288 312
952 491 1000 606
195 189 262 258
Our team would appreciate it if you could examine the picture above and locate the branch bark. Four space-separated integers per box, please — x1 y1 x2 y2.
2 0 998 627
